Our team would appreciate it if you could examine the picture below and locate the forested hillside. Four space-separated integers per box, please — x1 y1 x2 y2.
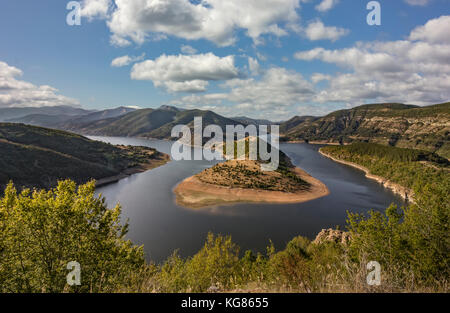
281 103 450 159
5 103 448 159
0 123 168 190
320 143 449 195
61 106 241 140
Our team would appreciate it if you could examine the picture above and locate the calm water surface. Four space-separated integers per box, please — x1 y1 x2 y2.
91 136 404 262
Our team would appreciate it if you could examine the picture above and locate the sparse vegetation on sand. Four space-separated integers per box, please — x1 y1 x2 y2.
174 138 328 208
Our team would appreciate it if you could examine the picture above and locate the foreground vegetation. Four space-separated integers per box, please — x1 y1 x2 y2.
1 175 448 292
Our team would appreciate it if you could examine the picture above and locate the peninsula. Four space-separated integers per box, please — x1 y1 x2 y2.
174 139 329 209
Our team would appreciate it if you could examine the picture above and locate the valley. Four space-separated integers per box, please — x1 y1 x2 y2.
5 102 449 159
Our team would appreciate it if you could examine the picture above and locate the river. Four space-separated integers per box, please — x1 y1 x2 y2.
91 136 405 263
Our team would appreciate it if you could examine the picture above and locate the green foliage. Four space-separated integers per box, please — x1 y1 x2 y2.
0 176 447 293
321 143 449 194
347 182 449 289
0 180 145 293
157 233 243 292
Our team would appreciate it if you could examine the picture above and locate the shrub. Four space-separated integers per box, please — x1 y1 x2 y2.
0 180 144 293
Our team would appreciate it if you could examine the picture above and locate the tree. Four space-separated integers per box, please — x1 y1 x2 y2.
346 181 449 290
0 180 144 293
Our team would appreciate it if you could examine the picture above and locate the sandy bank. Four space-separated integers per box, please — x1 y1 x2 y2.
174 167 329 209
319 149 414 202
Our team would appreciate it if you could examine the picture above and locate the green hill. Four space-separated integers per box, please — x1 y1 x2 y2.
279 115 317 134
320 142 449 195
0 123 168 190
280 102 450 159
64 106 242 140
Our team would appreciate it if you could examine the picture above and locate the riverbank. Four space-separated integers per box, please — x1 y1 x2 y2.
283 140 344 145
96 152 170 187
319 149 414 202
174 164 329 209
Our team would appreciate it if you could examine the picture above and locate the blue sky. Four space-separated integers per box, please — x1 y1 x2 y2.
0 0 449 119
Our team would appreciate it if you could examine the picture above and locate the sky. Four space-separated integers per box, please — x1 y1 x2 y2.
0 0 449 120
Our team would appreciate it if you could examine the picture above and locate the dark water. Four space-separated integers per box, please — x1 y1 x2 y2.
91 136 405 263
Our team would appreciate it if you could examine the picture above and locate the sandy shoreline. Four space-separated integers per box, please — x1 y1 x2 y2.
318 149 414 202
174 167 329 209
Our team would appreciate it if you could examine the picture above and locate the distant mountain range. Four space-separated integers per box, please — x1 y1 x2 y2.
3 102 449 159
4 106 136 127
0 106 94 122
61 106 241 139
231 116 275 126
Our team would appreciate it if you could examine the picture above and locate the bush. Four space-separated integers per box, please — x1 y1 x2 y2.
347 182 449 290
0 180 145 293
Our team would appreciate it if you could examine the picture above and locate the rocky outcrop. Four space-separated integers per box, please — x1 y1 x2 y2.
313 228 351 245
281 103 450 159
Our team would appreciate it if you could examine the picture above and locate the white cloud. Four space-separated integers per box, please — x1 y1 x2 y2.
404 0 431 6
166 16 450 118
131 53 240 93
409 15 450 44
225 68 314 110
81 0 112 20
315 0 339 12
92 0 302 46
311 73 331 83
256 52 268 62
0 61 80 108
170 67 316 119
303 20 349 41
111 53 146 67
181 45 198 55
0 62 22 78
248 57 260 76
295 47 403 73
110 34 132 47
294 16 450 105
